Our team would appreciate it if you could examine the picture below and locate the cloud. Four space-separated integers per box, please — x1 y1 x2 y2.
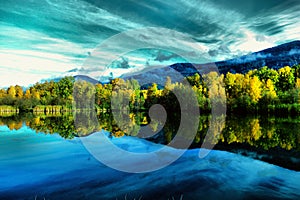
154 51 179 62
1 0 300 86
45 0 142 32
208 44 231 58
0 48 81 86
289 49 300 56
228 53 272 64
109 57 131 69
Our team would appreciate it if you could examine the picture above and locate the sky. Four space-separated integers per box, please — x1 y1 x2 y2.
1 0 300 87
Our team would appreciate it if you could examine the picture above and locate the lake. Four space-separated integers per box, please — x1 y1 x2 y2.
0 112 299 199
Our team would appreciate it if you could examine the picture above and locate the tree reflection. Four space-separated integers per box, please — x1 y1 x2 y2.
74 111 99 137
221 116 300 151
0 113 299 153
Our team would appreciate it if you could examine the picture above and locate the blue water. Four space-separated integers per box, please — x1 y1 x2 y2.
0 125 299 200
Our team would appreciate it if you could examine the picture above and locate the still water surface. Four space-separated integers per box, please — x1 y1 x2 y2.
0 113 299 199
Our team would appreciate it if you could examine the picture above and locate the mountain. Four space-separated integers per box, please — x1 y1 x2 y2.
121 40 300 85
74 75 100 85
54 40 300 86
216 40 300 74
40 74 100 86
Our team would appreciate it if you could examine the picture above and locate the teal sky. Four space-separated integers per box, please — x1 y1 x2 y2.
1 0 300 87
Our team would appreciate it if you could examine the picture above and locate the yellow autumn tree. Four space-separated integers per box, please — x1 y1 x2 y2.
294 78 300 103
24 89 31 99
7 86 16 97
296 78 300 89
264 79 277 99
31 88 40 100
204 72 226 104
225 72 244 99
248 76 262 103
15 85 23 98
0 89 6 98
250 118 262 141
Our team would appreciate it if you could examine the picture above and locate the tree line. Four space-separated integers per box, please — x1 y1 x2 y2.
0 64 300 115
0 76 74 111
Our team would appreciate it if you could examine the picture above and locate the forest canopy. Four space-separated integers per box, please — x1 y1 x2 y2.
0 64 300 115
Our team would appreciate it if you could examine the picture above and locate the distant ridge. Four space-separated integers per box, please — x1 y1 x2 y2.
215 40 300 74
121 40 300 84
54 40 300 86
74 75 100 85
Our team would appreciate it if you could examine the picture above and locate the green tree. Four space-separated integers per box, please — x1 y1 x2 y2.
146 83 159 107
73 80 95 110
56 76 74 105
255 66 279 87
277 66 295 92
